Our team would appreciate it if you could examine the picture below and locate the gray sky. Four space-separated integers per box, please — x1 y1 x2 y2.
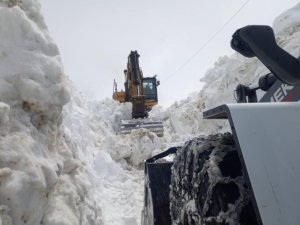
40 0 299 106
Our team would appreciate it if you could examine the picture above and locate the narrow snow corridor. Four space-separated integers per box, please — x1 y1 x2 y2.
0 1 299 225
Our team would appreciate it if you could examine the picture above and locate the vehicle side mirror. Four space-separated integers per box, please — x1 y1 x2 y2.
231 25 300 85
157 80 160 86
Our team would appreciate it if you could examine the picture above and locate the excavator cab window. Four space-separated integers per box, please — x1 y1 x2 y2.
142 78 158 101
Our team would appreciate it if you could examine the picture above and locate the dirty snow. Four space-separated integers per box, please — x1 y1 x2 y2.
0 1 299 225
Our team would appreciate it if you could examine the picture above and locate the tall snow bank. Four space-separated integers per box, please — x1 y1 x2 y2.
0 1 100 225
161 4 300 137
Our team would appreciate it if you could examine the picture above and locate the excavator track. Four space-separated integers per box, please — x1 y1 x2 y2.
120 118 164 137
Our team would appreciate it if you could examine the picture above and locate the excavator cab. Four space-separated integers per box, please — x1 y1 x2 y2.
142 77 159 106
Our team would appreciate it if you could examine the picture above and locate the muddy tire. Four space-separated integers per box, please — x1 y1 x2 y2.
170 133 259 225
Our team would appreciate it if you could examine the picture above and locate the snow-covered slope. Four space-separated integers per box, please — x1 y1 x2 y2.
0 1 300 225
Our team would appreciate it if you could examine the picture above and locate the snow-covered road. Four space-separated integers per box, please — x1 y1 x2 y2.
95 164 144 225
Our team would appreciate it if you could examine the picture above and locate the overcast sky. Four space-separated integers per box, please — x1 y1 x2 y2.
39 0 299 106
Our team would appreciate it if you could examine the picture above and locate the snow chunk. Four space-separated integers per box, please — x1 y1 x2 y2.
129 129 164 167
94 151 125 178
0 102 10 123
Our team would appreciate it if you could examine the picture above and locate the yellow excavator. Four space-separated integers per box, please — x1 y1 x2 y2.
113 50 163 136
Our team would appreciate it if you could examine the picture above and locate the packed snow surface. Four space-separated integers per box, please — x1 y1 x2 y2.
0 1 299 225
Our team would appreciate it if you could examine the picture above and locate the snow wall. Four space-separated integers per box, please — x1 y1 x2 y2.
0 1 299 225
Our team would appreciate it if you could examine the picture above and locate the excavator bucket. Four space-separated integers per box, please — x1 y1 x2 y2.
119 118 164 137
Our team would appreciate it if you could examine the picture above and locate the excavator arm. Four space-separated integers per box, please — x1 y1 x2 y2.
125 51 148 118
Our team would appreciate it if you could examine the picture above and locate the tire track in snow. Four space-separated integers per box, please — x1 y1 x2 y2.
95 167 144 225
